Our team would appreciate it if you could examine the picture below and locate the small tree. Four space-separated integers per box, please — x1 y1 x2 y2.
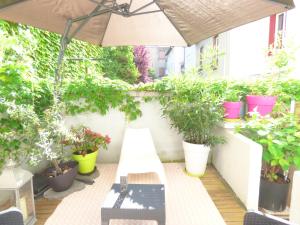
134 46 152 83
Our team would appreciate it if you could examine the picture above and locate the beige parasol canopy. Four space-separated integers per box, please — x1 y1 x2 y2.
0 0 295 47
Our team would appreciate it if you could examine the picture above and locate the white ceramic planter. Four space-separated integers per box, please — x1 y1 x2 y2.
182 141 210 176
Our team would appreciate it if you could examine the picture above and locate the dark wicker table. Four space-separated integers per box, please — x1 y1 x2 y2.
101 183 165 225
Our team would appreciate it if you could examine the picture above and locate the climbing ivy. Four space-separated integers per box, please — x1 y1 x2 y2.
0 20 138 83
63 75 142 120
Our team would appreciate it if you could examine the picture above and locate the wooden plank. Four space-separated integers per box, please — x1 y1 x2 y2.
202 165 246 225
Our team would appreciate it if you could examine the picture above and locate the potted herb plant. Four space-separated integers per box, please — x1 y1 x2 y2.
64 126 111 175
236 113 300 211
163 92 225 176
34 103 78 192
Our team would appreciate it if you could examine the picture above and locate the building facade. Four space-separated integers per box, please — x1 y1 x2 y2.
164 2 300 79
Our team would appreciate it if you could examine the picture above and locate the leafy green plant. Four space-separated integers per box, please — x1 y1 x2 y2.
199 45 225 77
33 102 72 175
267 37 298 77
236 114 300 183
162 89 225 146
223 88 242 102
63 75 142 120
0 99 40 171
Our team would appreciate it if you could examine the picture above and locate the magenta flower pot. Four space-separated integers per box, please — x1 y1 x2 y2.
246 95 277 116
223 101 242 119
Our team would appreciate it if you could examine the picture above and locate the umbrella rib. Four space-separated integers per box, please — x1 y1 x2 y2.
99 4 114 46
154 1 189 46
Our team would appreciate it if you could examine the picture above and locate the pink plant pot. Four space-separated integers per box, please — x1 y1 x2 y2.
223 101 242 119
246 95 277 116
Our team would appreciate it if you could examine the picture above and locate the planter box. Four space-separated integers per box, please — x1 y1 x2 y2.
212 127 262 210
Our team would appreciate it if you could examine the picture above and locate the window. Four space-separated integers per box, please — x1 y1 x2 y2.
212 35 219 70
268 13 286 49
276 13 286 48
199 46 204 71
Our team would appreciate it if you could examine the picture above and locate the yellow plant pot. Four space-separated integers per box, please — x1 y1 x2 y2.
72 150 98 174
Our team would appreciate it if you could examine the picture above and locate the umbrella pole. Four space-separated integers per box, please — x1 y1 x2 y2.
53 1 110 99
53 0 162 99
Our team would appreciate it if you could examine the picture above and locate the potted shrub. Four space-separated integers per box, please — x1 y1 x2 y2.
163 93 225 176
246 80 277 116
34 103 78 192
64 126 111 175
236 114 300 211
223 88 243 121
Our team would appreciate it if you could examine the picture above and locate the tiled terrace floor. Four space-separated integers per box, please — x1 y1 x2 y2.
35 164 246 225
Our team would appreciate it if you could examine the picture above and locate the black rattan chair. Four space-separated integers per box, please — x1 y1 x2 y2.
0 207 24 225
244 211 298 225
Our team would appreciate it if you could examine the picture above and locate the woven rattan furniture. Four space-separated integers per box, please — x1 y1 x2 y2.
0 207 24 225
101 183 165 225
244 211 297 225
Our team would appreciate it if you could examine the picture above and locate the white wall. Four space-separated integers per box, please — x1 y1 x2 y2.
212 127 263 210
166 47 184 75
286 1 300 78
184 45 197 71
64 100 184 163
228 18 270 79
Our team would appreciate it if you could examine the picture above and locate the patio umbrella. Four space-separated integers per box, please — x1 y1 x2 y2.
0 0 295 47
0 0 295 83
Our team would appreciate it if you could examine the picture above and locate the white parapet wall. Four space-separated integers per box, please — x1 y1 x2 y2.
212 127 263 210
290 171 300 224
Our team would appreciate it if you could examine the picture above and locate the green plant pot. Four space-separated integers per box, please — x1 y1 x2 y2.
72 150 98 174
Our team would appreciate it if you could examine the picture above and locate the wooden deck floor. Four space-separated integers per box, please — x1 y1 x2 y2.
202 166 246 225
35 165 245 225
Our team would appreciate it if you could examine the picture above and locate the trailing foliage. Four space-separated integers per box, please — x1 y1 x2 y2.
63 75 142 120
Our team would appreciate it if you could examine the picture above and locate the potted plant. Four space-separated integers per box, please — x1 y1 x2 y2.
246 80 277 117
64 126 111 175
163 93 225 176
34 103 78 192
236 113 300 211
223 88 243 121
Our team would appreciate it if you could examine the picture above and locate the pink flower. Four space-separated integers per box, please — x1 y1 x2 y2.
105 135 111 144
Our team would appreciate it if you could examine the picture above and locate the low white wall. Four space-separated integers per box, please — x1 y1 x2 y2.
64 100 184 163
290 171 300 224
212 127 263 210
